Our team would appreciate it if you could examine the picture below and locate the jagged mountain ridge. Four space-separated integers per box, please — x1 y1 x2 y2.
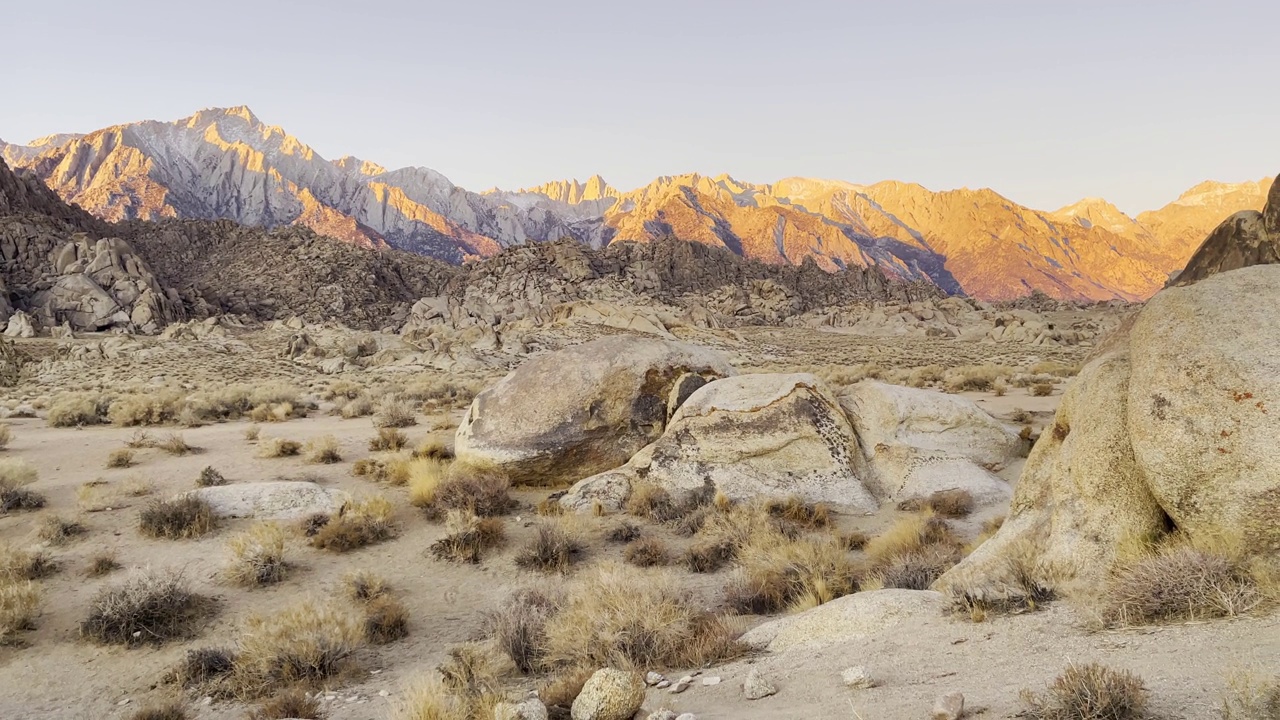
3 106 1272 301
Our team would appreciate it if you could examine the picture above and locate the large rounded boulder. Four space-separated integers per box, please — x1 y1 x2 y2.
454 336 733 486
936 265 1280 601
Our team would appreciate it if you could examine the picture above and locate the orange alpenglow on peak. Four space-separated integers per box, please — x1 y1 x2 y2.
1 106 1273 301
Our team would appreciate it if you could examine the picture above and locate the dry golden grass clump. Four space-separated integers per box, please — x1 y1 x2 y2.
325 379 365 402
374 396 417 429
624 537 671 567
943 364 1014 393
353 454 413 485
75 479 118 511
247 689 322 720
309 496 397 552
423 464 516 520
408 457 449 507
258 437 302 458
107 391 185 427
1221 672 1280 720
369 427 409 452
339 395 375 420
46 392 109 427
605 520 642 543
515 518 585 573
430 510 506 564
86 552 122 577
139 496 217 540
230 600 365 698
763 495 832 528
682 499 802 573
537 563 741 671
535 495 567 517
435 642 510 717
392 678 470 720
725 534 860 614
224 523 288 587
303 435 343 464
0 576 41 641
80 568 208 645
896 489 974 518
197 466 227 487
159 432 196 456
363 595 410 645
128 701 189 720
0 458 43 513
1021 663 1150 720
38 515 87 546
1030 361 1081 378
484 587 559 674
862 510 965 591
1 543 57 580
0 423 11 450
413 436 455 461
1096 535 1272 627
625 481 711 524
176 646 236 688
243 424 262 442
107 448 136 468
1032 380 1056 397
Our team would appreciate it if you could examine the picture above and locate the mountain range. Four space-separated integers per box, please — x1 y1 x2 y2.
2 106 1272 301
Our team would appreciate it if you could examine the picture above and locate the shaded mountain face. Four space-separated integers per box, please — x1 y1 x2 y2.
4 106 1271 301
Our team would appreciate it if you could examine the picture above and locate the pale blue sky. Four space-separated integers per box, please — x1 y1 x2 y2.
3 0 1277 213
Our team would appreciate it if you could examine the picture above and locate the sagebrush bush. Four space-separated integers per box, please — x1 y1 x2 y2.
258 438 302 458
0 458 43 512
369 427 409 452
436 642 510 716
230 600 364 697
159 432 196 456
763 496 831 528
339 395 375 420
243 424 262 442
248 689 322 719
374 397 417 429
224 523 288 586
363 596 410 644
515 519 584 573
0 544 57 580
1032 381 1056 397
430 511 506 564
0 423 11 450
864 543 962 591
304 435 343 464
485 587 559 674
943 365 1013 393
86 552 122 577
80 569 207 645
606 520 642 543
342 570 390 603
139 497 217 539
624 537 671 567
309 497 396 552
421 464 516 520
725 535 861 613
197 466 227 487
897 489 974 518
107 448 136 469
863 510 960 567
392 679 468 720
177 646 236 687
1021 663 1150 720
1221 672 1280 720
46 392 108 427
38 515 87 546
413 437 454 461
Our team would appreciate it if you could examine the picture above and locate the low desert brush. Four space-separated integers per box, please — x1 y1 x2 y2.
80 568 207 645
1021 662 1150 720
107 448 136 469
420 463 515 520
626 481 711 523
896 489 974 518
540 666 595 713
605 520 642 543
128 701 189 720
0 576 41 640
38 515 87 546
392 678 469 720
0 458 43 512
139 496 217 539
0 423 10 450
0 544 57 580
484 587 560 674
430 510 506 564
369 427 408 452
258 437 302 458
515 518 585 573
535 495 566 517
943 364 1013 393
197 466 227 487
363 596 410 644
374 397 417 429
86 552 122 577
309 496 396 552
763 495 832 528
541 563 742 670
863 510 961 567
230 600 365 697
1221 671 1280 720
1032 381 1056 397
342 570 390 603
158 432 196 456
225 523 288 586
725 535 861 613
243 424 262 442
436 642 510 716
46 392 109 427
247 689 322 720
624 537 671 567
407 457 450 507
177 646 236 688
339 395 374 420
413 436 454 461
304 435 343 464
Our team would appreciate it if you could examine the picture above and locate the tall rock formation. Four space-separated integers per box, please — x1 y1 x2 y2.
1171 173 1280 286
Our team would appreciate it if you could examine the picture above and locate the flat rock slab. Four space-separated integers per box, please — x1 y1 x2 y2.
182 481 349 520
740 589 946 653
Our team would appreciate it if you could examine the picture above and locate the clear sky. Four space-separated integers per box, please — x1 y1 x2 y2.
3 0 1277 214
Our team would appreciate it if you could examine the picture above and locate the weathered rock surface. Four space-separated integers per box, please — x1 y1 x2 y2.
3 311 35 338
455 336 733 486
570 668 645 720
937 265 1280 600
739 589 946 653
841 380 1019 507
183 481 349 520
493 698 549 720
1172 174 1280 286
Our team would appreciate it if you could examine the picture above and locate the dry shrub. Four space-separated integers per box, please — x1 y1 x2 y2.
369 428 409 452
535 496 566 517
248 689 322 720
364 596 410 644
1097 537 1267 627
408 457 450 507
625 481 710 524
993 378 1009 396
339 395 375 420
897 489 974 518
541 563 742 670
258 438 302 458
605 520 641 543
108 391 183 427
484 588 560 674
0 577 41 640
1010 408 1034 424
392 678 468 720
763 496 831 528
943 364 1013 393
907 364 946 388
38 515 87 545
725 535 861 614
863 510 960 567
0 458 43 512
947 537 1057 620
47 392 108 427
624 537 671 567
1030 361 1081 378
1222 672 1280 720
839 530 870 551
125 430 155 448
1032 381 1056 397
540 665 594 714
0 423 11 450
682 499 801 573
107 448 135 469
86 552 122 577
515 518 585 573
225 523 288 586
865 544 962 591
437 642 509 714
230 600 364 697
244 424 262 442
178 646 236 687
326 380 364 401
1021 663 1150 720
374 397 417 429
128 701 188 720
0 544 57 580
414 437 455 461
342 570 390 603
430 511 506 564
304 435 343 464
139 496 217 539
422 464 516 520
81 568 208 645
309 496 396 552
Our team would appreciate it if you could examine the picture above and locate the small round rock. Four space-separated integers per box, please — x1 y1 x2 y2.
571 668 645 720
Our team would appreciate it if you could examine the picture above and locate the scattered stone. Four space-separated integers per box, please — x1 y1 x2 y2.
571 668 645 720
656 680 671 689
645 671 665 686
676 714 698 720
841 666 876 690
181 481 349 520
669 680 691 694
743 668 777 700
700 676 721 686
932 691 965 720
495 697 549 720
379 689 390 697
646 711 678 720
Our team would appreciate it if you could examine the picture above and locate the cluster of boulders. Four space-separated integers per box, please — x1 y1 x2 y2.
452 336 1020 515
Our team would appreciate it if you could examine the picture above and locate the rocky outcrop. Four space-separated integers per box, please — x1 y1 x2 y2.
739 589 947 653
1172 173 1280 286
841 381 1020 507
183 481 349 520
936 266 1280 600
454 337 734 486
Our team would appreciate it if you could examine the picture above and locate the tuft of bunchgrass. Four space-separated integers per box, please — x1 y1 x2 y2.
515 518 585 573
429 511 506 564
304 435 343 465
624 537 671 567
1221 671 1280 720
197 466 227 487
369 428 409 452
247 689 322 719
224 523 288 587
229 600 364 698
897 489 974 518
0 458 43 513
1 544 58 580
484 587 560 674
309 497 396 552
258 437 302 459
107 448 136 469
1021 663 1150 720
128 701 189 720
38 515 87 546
86 552 122 577
158 432 196 456
0 576 41 640
724 534 861 614
374 397 417 429
138 497 217 540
